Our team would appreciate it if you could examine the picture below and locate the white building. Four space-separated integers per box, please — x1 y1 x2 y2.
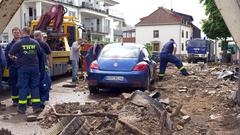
1 0 124 44
135 7 201 56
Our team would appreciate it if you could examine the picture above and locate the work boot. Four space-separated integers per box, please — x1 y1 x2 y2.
17 109 26 114
12 101 18 107
158 77 163 81
33 108 43 114
40 103 45 109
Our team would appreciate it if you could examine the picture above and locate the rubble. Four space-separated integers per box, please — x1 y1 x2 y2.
38 63 240 134
40 91 172 134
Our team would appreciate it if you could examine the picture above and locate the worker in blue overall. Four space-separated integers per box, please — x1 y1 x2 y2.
0 43 5 111
5 27 22 106
9 27 42 114
159 39 189 81
34 31 52 108
86 43 102 74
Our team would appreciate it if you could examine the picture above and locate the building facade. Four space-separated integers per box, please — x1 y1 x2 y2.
135 7 200 56
122 26 135 43
1 0 124 44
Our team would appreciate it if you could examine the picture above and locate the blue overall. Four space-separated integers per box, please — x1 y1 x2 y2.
0 46 3 93
37 40 51 104
86 45 102 73
5 40 19 103
159 41 188 79
9 36 42 111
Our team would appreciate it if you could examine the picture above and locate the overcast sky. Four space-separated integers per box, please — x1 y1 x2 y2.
113 0 206 29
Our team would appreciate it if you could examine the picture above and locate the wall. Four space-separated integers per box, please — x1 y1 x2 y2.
136 25 181 54
180 25 192 55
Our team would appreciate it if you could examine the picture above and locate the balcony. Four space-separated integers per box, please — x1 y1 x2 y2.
84 26 109 35
80 2 107 14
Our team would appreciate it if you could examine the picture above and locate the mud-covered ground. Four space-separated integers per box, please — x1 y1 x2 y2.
158 64 239 135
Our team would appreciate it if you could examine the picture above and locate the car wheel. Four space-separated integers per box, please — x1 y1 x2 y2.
88 85 99 94
141 74 150 91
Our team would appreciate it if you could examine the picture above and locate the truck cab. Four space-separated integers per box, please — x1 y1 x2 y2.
186 38 214 63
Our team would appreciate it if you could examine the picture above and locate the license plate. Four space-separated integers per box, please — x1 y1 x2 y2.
106 76 124 81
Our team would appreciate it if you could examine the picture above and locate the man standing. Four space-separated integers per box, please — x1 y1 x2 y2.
9 27 42 114
86 43 102 73
34 31 52 107
70 38 82 82
5 27 21 106
34 31 52 69
159 39 189 81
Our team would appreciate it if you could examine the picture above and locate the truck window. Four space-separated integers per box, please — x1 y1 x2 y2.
189 40 206 47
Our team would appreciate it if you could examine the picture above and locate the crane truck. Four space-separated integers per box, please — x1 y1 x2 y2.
0 1 87 77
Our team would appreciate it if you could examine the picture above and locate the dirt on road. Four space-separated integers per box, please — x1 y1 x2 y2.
39 63 240 135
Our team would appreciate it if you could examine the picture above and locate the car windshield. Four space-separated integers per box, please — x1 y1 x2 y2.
100 46 140 58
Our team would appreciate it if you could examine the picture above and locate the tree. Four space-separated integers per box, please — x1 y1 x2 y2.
200 0 231 62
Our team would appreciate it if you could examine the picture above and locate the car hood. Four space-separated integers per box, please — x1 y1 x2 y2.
98 58 139 71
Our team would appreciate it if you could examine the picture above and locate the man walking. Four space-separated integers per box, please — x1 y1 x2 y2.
159 39 189 81
5 27 21 106
70 38 82 82
9 27 42 114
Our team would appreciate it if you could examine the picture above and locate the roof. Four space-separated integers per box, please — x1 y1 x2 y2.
135 7 193 26
173 11 193 21
106 43 144 49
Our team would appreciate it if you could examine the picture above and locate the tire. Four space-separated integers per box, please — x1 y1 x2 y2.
88 85 99 94
141 74 150 91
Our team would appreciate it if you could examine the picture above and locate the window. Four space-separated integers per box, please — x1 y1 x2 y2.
182 43 184 51
132 32 136 38
153 43 160 51
186 31 188 38
182 30 184 38
153 30 159 38
101 47 139 58
123 32 127 38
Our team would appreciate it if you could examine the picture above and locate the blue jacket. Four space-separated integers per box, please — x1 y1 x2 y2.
9 36 42 67
5 39 17 67
161 41 176 54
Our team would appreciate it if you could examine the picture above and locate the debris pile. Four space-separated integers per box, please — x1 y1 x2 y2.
156 64 240 134
40 91 174 135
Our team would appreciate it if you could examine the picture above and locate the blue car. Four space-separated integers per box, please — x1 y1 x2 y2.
87 43 157 93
